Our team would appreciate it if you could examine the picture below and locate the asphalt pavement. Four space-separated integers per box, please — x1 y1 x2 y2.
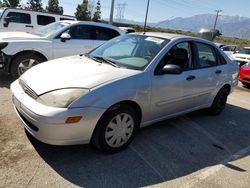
0 71 250 188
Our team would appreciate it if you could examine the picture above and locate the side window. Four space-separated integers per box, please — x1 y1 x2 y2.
65 25 94 39
160 42 193 70
216 50 227 65
196 42 217 68
94 26 120 40
37 15 55 25
7 12 31 24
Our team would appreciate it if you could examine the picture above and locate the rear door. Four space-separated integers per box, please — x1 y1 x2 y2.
189 42 223 106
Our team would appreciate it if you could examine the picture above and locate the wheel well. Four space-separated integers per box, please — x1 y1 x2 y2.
90 100 143 144
221 84 231 94
115 100 142 124
8 50 48 72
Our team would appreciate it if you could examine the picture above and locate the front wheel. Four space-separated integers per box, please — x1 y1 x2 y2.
207 88 229 115
11 53 46 79
92 104 139 153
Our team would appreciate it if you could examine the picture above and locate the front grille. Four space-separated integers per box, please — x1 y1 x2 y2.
16 108 39 132
19 80 38 99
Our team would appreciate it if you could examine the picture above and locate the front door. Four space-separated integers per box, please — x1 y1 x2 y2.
53 25 95 59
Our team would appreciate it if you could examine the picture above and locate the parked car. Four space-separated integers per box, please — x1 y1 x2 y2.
232 47 250 66
238 62 250 87
220 45 237 59
0 8 76 32
119 27 136 33
0 20 125 78
11 33 239 153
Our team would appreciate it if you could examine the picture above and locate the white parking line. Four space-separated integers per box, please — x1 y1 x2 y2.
179 144 250 188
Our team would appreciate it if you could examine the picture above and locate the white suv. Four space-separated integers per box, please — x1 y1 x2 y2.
0 21 125 78
0 8 76 32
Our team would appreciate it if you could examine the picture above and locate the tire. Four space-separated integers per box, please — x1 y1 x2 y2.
208 88 229 115
92 104 139 153
242 82 250 88
10 53 46 79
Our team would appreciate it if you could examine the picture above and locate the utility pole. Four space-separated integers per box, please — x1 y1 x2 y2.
213 10 222 30
143 0 150 33
109 0 115 25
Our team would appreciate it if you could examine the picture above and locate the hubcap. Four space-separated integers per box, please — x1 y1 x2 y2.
105 113 134 148
18 59 39 76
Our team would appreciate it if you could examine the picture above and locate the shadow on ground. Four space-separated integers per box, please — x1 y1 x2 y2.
27 103 250 188
0 72 14 89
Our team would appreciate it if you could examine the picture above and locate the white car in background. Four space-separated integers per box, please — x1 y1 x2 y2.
0 21 125 78
232 47 250 67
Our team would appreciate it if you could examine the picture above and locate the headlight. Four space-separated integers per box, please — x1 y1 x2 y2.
36 88 89 108
0 42 8 50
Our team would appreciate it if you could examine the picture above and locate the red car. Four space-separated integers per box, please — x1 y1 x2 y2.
239 62 250 87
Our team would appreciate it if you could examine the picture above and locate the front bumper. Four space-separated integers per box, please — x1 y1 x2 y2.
11 80 106 145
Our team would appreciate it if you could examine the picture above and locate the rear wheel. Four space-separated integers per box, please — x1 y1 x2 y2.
208 88 229 115
11 53 46 79
92 104 139 153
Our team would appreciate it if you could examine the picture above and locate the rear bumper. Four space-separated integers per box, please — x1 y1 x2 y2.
239 68 250 84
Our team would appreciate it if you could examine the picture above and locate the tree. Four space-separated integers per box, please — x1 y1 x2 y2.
75 0 91 21
28 0 43 11
46 0 63 15
2 0 20 7
92 0 101 22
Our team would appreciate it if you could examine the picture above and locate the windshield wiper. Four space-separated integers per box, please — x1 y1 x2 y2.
86 55 120 68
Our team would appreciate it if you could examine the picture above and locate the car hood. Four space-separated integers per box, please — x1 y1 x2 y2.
0 32 44 42
20 55 140 95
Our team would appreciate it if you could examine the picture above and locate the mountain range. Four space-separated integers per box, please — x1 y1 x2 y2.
111 14 250 39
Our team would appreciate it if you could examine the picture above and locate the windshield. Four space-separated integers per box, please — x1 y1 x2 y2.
89 35 169 70
32 22 70 37
238 48 250 55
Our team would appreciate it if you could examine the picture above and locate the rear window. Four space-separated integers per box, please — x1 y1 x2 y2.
7 12 31 24
37 15 55 25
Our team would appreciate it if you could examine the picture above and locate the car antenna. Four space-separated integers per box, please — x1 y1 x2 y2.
143 0 150 34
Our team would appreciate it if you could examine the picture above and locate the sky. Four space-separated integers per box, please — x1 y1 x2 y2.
22 0 250 22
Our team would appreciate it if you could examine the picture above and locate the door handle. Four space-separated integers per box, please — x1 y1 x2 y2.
215 70 222 74
25 25 34 28
186 75 196 81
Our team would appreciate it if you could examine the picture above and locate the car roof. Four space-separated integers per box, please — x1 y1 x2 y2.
134 32 183 40
59 21 125 33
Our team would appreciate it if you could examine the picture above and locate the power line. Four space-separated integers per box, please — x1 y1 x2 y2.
213 10 222 29
116 3 127 20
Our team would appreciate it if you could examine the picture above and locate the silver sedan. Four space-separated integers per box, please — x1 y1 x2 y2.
11 33 239 153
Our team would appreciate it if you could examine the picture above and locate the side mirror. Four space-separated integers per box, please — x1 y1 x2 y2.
60 33 71 42
157 64 183 75
233 51 238 54
3 17 10 27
